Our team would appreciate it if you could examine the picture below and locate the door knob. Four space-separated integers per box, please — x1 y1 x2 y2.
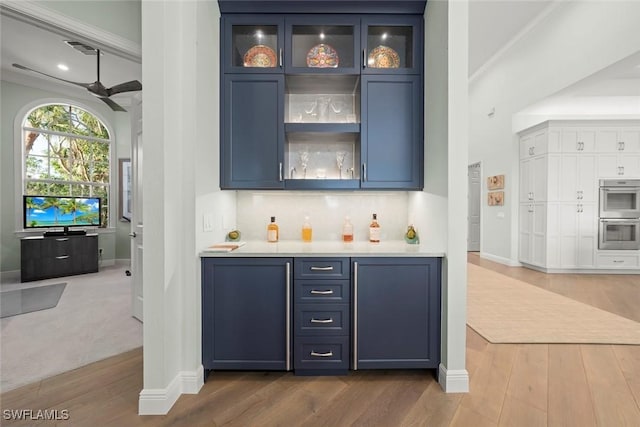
129 232 137 238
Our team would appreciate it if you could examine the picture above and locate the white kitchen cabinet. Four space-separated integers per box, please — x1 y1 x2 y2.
519 156 548 203
518 120 639 271
558 203 597 268
595 127 640 153
596 252 640 268
559 154 597 202
519 202 547 267
561 128 596 153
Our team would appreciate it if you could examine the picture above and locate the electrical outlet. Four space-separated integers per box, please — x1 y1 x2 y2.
203 213 214 232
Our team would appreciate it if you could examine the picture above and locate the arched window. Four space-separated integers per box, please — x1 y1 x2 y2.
22 103 111 227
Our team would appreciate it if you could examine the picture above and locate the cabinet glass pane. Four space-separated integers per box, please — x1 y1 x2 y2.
366 26 413 69
285 133 360 180
291 25 354 69
232 25 279 68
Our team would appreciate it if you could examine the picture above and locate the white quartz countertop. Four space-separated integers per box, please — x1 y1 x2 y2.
200 240 445 258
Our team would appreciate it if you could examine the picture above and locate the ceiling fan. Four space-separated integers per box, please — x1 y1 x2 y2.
13 49 141 112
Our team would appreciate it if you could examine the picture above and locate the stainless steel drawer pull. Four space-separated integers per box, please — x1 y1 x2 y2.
55 255 69 260
613 260 624 263
55 238 69 242
311 351 333 357
310 290 334 295
310 266 334 271
310 318 334 324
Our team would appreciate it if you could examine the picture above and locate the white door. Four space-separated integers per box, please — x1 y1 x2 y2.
468 163 481 251
130 97 143 322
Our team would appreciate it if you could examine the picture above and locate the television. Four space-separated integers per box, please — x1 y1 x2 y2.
23 195 101 230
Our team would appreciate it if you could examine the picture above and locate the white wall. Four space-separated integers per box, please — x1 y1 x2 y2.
0 79 129 273
470 0 640 264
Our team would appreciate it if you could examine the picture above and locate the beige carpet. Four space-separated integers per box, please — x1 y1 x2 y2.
467 263 640 344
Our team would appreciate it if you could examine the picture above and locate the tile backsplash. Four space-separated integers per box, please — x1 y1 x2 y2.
236 191 409 242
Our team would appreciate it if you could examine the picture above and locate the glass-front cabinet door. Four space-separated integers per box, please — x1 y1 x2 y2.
361 15 423 75
223 15 284 73
285 16 360 74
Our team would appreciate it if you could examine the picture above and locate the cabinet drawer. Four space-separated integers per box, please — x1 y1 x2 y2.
294 336 349 371
296 304 349 336
596 253 639 268
295 258 349 279
295 280 350 303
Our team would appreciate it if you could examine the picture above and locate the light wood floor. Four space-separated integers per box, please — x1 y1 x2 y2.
2 256 639 426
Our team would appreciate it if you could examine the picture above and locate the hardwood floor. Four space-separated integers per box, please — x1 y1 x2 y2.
2 256 639 426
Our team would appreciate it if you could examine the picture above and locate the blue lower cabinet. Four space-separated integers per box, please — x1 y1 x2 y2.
201 258 293 374
352 257 441 369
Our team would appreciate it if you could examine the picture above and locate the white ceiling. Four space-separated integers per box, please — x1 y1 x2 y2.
0 12 142 107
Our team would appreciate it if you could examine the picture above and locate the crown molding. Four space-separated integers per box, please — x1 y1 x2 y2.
0 1 141 63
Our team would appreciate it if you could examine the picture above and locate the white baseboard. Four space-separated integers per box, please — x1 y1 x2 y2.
138 366 204 415
0 270 21 283
479 252 522 267
115 259 132 267
438 364 469 393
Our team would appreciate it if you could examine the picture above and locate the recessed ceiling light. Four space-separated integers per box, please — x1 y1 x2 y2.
57 64 69 71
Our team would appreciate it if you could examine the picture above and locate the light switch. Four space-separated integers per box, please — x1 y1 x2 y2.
203 213 214 232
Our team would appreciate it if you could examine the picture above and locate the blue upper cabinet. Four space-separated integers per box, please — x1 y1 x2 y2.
284 15 360 75
361 74 423 189
221 74 285 189
222 15 285 74
361 15 423 75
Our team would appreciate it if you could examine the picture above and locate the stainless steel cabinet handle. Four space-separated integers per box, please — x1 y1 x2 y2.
55 255 69 260
279 162 283 182
353 261 358 370
55 238 69 242
310 290 334 295
362 49 366 68
613 260 624 263
286 262 291 371
279 48 283 68
311 351 333 357
310 318 334 324
310 266 334 271
362 163 367 181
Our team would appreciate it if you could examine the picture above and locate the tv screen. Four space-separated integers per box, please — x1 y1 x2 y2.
23 195 101 229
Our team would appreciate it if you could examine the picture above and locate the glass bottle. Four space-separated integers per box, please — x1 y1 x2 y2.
302 216 312 242
267 216 279 242
342 216 354 242
369 213 380 243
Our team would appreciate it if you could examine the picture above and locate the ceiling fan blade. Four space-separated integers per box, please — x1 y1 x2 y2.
12 63 90 88
99 97 127 112
107 80 142 96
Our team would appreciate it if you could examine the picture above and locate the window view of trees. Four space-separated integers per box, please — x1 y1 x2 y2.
23 104 111 226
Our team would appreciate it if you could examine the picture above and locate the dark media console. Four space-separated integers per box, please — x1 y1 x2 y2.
43 226 88 237
20 233 99 282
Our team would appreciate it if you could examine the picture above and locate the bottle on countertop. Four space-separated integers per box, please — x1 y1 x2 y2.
342 216 354 242
302 216 312 242
267 216 279 243
369 213 380 243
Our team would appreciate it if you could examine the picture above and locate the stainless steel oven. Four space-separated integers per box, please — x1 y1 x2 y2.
599 219 640 250
599 179 640 219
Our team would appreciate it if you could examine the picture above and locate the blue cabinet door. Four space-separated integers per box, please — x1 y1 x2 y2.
202 258 292 371
221 74 285 189
222 15 284 74
360 75 423 189
353 257 441 369
361 15 423 75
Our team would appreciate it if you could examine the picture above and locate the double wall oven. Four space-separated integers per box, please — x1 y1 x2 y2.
598 179 640 250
